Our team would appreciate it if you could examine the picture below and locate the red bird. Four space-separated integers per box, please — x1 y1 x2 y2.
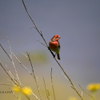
49 34 61 60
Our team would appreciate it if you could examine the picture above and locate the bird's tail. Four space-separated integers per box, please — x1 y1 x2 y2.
57 53 60 60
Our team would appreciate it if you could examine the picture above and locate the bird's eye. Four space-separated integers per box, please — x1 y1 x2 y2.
56 35 59 38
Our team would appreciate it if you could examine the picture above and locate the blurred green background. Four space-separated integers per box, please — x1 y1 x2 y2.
0 0 100 100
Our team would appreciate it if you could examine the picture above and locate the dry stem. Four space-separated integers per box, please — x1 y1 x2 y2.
26 52 43 100
43 78 50 100
50 68 56 100
6 37 21 84
79 85 95 100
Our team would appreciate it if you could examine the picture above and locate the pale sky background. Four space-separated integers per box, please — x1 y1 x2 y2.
0 0 100 99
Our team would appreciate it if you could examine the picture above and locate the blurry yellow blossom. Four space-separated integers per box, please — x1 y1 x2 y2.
12 85 32 96
12 85 21 92
87 83 100 92
68 97 77 100
21 87 32 96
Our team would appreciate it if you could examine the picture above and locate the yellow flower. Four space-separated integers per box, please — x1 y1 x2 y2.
21 87 32 96
87 83 100 92
12 85 21 92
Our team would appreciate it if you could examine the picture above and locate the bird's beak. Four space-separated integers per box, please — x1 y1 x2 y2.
58 36 61 39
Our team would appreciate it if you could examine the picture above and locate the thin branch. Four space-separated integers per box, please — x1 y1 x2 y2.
26 52 43 100
6 37 20 84
12 52 32 75
79 85 95 100
0 44 12 61
43 78 50 100
5 64 18 83
50 68 56 100
22 0 55 58
32 93 40 100
37 39 47 48
0 44 18 84
26 52 34 74
22 0 83 100
22 0 48 47
29 26 36 30
62 73 69 82
0 83 12 86
12 53 41 100
0 44 22 85
21 51 28 58
0 62 18 85
24 94 31 100
11 90 20 100
55 58 83 100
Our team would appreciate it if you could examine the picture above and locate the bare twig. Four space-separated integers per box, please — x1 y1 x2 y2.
0 83 12 86
0 44 19 84
26 52 34 74
22 0 48 47
13 52 41 100
12 90 20 100
0 44 21 85
5 64 18 83
31 93 40 100
55 58 83 100
21 51 28 58
12 52 32 75
37 39 47 48
6 37 20 84
0 44 12 61
0 62 18 85
43 78 50 100
22 0 56 58
12 53 41 100
50 68 56 100
26 52 43 100
29 26 36 30
79 85 95 100
22 0 83 100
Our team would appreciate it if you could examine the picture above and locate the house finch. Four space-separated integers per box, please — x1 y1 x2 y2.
49 34 61 60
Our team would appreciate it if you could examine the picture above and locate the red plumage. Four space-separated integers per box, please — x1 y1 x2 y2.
49 35 60 60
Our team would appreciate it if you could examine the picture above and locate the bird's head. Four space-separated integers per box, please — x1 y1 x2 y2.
51 34 60 42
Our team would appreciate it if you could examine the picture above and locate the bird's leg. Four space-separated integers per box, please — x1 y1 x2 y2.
48 47 56 58
54 53 56 58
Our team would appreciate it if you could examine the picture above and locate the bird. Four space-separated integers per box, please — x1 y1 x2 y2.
49 34 61 60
